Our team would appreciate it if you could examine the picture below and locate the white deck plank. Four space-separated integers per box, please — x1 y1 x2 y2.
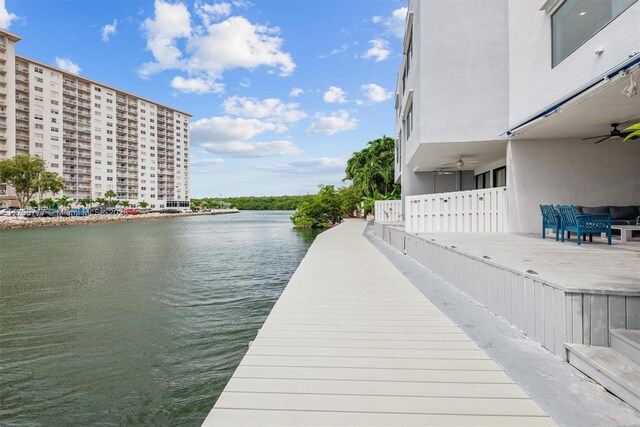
202 220 553 426
223 377 529 398
206 409 555 427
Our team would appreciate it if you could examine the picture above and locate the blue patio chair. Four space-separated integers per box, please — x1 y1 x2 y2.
557 205 611 245
540 204 560 241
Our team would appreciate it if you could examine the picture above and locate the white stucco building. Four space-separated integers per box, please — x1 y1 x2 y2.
394 0 640 233
0 30 191 208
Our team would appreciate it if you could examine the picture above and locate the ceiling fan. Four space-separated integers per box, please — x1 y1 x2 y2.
441 157 479 170
432 169 454 176
582 123 635 144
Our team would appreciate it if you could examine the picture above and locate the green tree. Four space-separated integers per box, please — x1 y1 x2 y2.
338 186 362 218
34 171 65 203
41 197 56 209
78 197 93 208
344 136 398 198
56 196 72 211
28 200 38 209
119 200 130 208
0 155 46 208
104 190 117 206
138 200 149 209
291 185 342 228
95 197 107 207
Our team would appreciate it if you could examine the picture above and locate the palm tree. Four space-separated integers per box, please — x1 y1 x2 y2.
56 196 72 211
78 197 93 208
41 197 55 209
34 171 65 203
119 200 130 208
138 200 149 209
95 197 107 207
104 190 117 206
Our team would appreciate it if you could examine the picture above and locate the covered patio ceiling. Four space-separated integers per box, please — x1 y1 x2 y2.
407 139 507 173
509 67 640 140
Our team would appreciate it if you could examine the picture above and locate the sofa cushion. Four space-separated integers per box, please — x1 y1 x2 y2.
581 206 610 215
611 219 635 226
610 206 638 220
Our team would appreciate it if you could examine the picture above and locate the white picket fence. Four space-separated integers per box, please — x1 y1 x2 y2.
374 200 403 223
405 187 509 233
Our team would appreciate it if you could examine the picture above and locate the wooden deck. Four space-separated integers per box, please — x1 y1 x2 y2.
203 220 554 426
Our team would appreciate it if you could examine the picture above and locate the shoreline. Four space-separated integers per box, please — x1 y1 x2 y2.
0 210 239 230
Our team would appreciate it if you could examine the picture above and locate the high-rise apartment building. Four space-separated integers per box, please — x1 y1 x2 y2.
0 29 191 208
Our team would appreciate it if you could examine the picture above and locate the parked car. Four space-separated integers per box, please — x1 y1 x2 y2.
89 207 104 215
68 208 89 217
36 209 59 217
19 209 37 217
160 208 180 214
123 208 140 215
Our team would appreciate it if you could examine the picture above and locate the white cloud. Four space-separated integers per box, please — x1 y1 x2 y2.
289 87 304 98
101 19 118 42
257 157 345 175
187 16 295 78
223 95 307 123
195 1 232 25
192 158 225 166
171 76 224 94
55 58 81 75
362 39 390 62
139 0 191 77
201 140 301 157
306 110 357 136
190 157 225 173
0 0 17 29
361 83 393 103
323 86 347 104
374 7 407 39
139 1 296 88
191 116 287 144
319 43 350 59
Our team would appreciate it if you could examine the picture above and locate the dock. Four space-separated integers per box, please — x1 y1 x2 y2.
203 220 553 426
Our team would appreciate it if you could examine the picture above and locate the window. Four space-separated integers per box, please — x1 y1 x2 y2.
34 66 43 74
404 104 413 140
475 171 490 189
51 163 59 168
552 0 637 66
493 166 506 188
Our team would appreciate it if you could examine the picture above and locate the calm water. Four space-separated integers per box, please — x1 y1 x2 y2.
0 211 320 426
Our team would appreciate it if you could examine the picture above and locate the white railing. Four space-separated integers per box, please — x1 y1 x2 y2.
406 187 508 233
375 200 403 223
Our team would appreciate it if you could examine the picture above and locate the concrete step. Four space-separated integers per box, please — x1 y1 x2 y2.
566 344 640 412
610 329 640 365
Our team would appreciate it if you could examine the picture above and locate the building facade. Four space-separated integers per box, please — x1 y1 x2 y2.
0 30 191 208
395 0 640 233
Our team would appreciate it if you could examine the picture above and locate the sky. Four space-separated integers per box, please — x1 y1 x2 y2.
1 0 406 197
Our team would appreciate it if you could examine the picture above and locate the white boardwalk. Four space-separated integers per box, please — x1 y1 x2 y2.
203 220 554 426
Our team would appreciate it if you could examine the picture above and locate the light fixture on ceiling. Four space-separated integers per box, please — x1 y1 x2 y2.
579 11 587 16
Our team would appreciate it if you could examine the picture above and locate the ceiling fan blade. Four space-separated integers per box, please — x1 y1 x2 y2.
593 136 611 144
441 163 456 167
582 135 609 140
